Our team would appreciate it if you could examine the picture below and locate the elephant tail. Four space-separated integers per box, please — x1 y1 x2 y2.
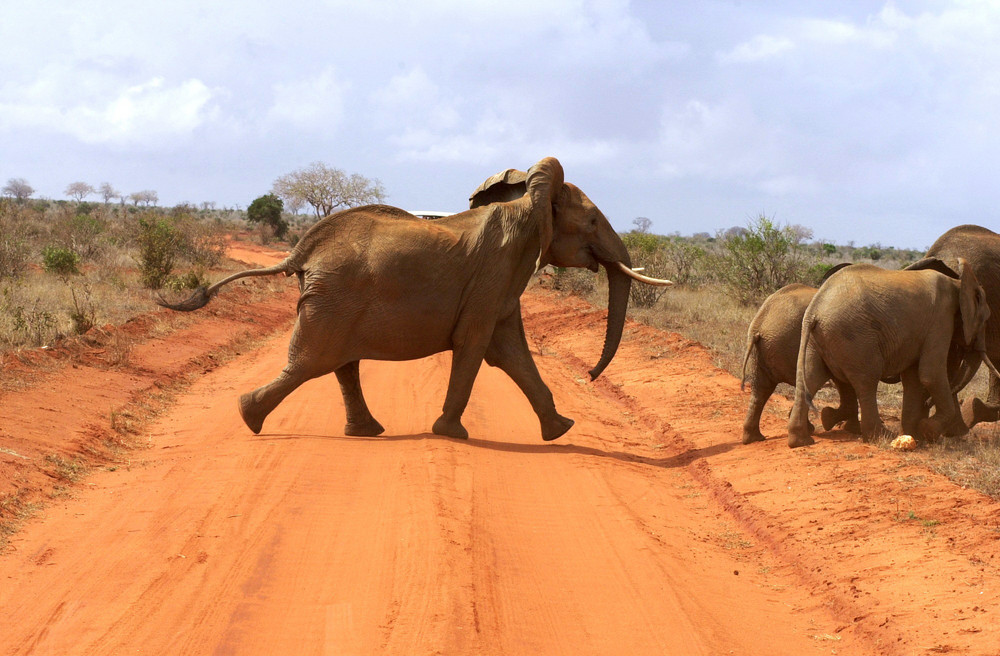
155 259 295 312
795 315 819 412
741 333 759 392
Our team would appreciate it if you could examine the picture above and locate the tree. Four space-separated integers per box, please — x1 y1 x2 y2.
246 193 288 241
65 181 96 202
130 190 159 207
99 182 119 204
632 216 653 233
2 178 34 203
273 162 386 220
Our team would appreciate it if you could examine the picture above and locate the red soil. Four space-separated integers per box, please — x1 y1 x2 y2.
1 243 999 655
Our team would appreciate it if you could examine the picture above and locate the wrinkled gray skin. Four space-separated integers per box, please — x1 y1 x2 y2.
741 282 861 445
787 259 997 448
926 225 1000 429
158 157 668 441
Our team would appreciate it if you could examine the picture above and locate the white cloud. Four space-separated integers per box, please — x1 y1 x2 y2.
0 73 217 145
717 35 794 64
267 67 348 129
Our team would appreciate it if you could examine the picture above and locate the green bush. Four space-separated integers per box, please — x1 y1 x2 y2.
712 214 809 305
247 193 288 242
41 246 81 282
136 216 180 289
621 231 672 308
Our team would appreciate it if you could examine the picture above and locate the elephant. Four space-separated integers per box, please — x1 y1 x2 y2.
741 277 861 445
157 157 672 441
925 225 1000 429
786 259 1000 448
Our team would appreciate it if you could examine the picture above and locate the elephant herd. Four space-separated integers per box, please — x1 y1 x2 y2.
742 224 1000 448
159 156 1000 451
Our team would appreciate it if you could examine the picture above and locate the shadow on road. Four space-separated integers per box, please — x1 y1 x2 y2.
253 430 737 471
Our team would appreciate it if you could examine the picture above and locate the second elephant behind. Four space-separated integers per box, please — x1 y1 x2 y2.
741 281 861 444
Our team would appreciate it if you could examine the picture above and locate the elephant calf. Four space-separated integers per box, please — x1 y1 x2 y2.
786 259 1000 448
741 282 860 444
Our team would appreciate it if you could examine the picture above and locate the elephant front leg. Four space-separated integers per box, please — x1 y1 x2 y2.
485 312 574 442
916 365 968 440
432 330 494 440
334 361 384 437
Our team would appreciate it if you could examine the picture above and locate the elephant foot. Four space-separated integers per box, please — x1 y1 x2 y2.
432 415 469 440
238 393 266 435
541 414 575 442
787 432 815 448
821 406 858 432
344 418 385 437
917 417 942 442
742 429 766 445
961 397 999 429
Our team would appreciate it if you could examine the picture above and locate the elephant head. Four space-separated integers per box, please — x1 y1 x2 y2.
470 157 672 380
906 257 1000 391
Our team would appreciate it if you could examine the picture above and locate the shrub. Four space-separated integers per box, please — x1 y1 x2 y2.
41 246 81 282
621 231 671 308
136 216 180 289
551 267 596 296
712 214 809 305
0 204 29 279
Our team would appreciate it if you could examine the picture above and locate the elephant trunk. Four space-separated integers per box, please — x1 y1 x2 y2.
589 252 632 381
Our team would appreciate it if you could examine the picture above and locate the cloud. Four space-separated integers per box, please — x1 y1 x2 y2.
0 71 217 146
717 35 794 64
267 67 349 129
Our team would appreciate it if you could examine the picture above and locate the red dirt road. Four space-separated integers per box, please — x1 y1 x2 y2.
2 243 1000 655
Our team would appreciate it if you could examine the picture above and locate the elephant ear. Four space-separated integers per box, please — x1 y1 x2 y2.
469 168 528 209
958 258 991 347
525 157 565 270
906 256 959 279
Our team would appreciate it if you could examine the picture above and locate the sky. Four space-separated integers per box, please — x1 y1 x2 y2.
3 0 1000 250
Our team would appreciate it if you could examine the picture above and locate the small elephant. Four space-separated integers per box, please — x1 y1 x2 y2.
741 280 860 445
787 259 1000 448
158 157 671 441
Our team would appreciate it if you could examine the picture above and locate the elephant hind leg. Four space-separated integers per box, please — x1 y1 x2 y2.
742 378 776 444
335 361 384 437
239 366 313 434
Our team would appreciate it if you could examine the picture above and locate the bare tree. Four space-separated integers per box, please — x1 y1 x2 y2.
632 216 653 233
129 190 159 207
2 178 34 203
99 182 119 204
273 162 387 220
65 181 96 202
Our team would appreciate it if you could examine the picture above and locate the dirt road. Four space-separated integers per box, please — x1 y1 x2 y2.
2 243 1000 655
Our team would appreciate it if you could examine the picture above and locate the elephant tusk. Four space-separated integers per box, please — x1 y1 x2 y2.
980 349 1000 383
631 267 645 273
615 262 674 286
